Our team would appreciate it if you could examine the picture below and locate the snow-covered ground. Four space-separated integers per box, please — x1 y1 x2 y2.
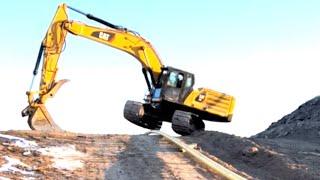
38 145 86 170
0 133 86 177
0 156 34 175
0 134 38 149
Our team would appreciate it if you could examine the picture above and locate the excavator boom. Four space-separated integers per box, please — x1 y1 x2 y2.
22 4 164 131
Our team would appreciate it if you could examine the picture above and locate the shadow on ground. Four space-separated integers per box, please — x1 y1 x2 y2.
104 135 168 179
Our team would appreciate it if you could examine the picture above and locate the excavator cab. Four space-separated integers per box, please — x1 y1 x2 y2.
156 67 194 104
142 66 194 105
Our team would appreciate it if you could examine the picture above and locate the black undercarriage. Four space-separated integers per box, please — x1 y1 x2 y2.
123 99 228 136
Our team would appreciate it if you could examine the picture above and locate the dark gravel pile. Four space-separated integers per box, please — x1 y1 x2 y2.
182 131 319 180
254 96 320 142
181 96 320 179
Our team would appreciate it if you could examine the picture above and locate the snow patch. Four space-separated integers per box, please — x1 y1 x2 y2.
0 156 33 175
0 134 38 149
38 145 86 170
0 177 10 180
0 133 86 171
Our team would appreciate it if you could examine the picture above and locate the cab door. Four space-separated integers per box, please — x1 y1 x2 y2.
179 73 194 102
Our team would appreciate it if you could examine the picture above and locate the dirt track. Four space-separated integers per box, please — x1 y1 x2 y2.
0 131 221 179
2 129 318 180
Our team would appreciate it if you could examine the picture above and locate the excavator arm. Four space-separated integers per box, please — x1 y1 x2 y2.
22 4 164 131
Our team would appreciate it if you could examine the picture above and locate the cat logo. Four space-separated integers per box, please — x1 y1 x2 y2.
99 32 110 41
91 31 114 41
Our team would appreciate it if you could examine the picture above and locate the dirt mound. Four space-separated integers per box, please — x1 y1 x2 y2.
254 96 320 141
180 97 320 179
181 131 319 180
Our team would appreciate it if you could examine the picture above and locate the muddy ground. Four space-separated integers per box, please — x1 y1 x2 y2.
0 97 319 179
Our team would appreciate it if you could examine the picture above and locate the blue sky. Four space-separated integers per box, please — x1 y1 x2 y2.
0 1 319 136
2 1 319 67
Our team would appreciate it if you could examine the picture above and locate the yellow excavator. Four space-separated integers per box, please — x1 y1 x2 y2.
22 4 235 135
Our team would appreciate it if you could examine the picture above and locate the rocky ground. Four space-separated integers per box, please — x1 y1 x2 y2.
0 96 319 179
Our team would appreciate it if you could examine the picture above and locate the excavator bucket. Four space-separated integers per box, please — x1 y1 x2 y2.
21 79 69 131
22 105 62 131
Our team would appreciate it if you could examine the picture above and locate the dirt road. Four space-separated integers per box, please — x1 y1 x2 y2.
0 131 220 179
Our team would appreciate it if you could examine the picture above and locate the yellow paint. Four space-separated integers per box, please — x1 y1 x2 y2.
184 88 235 121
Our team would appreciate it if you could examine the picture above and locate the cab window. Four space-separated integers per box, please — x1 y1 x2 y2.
185 77 193 88
167 72 178 87
167 71 185 88
176 73 184 88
